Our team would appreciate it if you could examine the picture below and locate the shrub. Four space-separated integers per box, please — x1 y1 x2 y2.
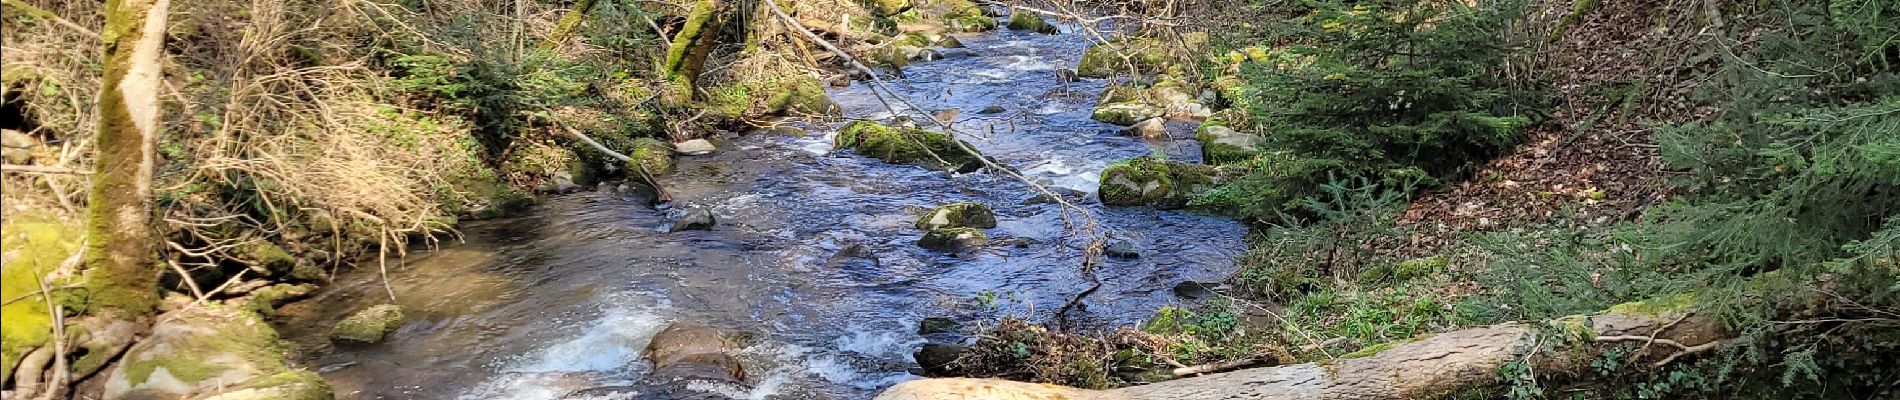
1196 0 1540 221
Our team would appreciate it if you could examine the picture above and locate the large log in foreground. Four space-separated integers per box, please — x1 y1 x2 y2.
877 311 1724 400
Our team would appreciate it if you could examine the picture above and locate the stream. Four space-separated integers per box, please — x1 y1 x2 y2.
276 19 1247 400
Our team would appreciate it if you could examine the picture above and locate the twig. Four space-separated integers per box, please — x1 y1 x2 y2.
1171 356 1272 377
1 164 92 175
164 258 209 302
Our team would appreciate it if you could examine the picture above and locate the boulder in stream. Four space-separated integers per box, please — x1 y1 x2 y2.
669 207 717 232
1005 11 1059 34
673 139 717 156
331 304 405 344
913 343 967 376
627 138 676 176
643 322 747 383
1121 117 1168 139
1196 124 1265 166
917 317 963 335
1098 156 1235 208
1091 102 1164 126
833 120 984 172
918 227 989 251
914 202 997 230
105 306 333 400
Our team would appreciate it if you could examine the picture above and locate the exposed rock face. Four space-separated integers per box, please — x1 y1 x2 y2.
331 304 405 344
1097 157 1234 208
1195 124 1264 165
918 227 989 251
914 202 997 230
833 120 985 172
105 306 333 400
643 322 746 384
670 207 718 232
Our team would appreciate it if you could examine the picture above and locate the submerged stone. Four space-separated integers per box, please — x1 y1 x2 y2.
918 227 989 251
331 304 405 344
977 105 1007 114
918 317 962 335
914 202 997 230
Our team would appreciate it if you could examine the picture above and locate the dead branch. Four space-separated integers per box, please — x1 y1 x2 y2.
1 164 92 175
1171 356 1273 377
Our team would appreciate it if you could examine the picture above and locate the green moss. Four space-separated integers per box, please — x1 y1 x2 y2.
762 75 839 116
663 0 719 81
892 32 934 47
1091 102 1162 126
914 202 997 230
233 241 294 276
330 304 405 344
948 13 997 32
1394 256 1448 281
119 306 285 389
1 212 80 382
243 284 317 317
1006 11 1058 34
833 120 982 171
1605 293 1697 316
627 138 675 176
865 0 912 15
1099 157 1174 206
1143 306 1197 335
1077 38 1172 78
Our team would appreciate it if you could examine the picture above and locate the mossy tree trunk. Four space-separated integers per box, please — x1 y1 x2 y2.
536 0 601 51
85 0 173 317
660 0 727 104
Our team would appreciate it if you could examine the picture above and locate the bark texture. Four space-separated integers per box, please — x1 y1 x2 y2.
536 0 601 51
877 311 1723 400
85 0 172 315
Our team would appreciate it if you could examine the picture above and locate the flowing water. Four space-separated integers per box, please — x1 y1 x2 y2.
277 20 1246 400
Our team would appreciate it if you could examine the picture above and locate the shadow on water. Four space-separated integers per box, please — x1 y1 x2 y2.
276 19 1246 400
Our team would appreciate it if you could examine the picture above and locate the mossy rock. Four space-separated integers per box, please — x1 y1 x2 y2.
892 31 935 47
105 306 334 400
627 138 676 176
833 120 984 171
866 0 913 16
1099 85 1143 104
243 283 317 317
1098 156 1232 208
937 35 964 48
233 241 295 277
330 304 405 344
1195 124 1264 165
914 202 997 230
947 13 998 32
1077 38 1172 78
1006 11 1058 34
918 317 962 335
1091 102 1163 126
918 227 989 251
763 74 841 116
1 212 80 384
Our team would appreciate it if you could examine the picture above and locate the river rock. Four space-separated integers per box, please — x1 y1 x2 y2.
669 207 717 232
331 304 405 344
915 48 944 62
1054 69 1080 83
1091 102 1163 126
673 139 717 156
106 306 333 400
937 36 964 48
822 243 881 269
2 129 39 164
914 202 997 230
1023 186 1090 205
977 105 1007 114
1172 281 1226 300
1120 117 1168 139
1005 11 1059 34
833 120 984 172
1196 124 1265 165
644 322 747 383
1104 239 1141 259
628 138 676 175
918 227 988 251
918 317 962 335
913 343 967 376
1098 156 1234 208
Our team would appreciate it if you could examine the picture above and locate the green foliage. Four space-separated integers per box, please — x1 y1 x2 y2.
1199 0 1539 221
1231 178 1411 300
389 50 603 155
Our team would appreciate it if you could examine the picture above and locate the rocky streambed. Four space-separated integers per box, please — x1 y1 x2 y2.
275 14 1245 400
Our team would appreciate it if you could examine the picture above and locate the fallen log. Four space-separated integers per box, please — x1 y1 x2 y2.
876 310 1725 400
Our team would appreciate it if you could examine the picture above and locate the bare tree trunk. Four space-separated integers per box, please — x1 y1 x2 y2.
877 312 1726 400
84 0 172 317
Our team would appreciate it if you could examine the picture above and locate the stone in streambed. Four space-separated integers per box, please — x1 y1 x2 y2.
1091 102 1163 126
644 322 747 383
1005 11 1059 34
977 105 1007 114
627 138 676 175
917 317 962 335
833 120 984 172
1104 239 1141 259
914 202 996 230
107 306 333 400
331 304 405 344
673 139 717 156
913 343 967 376
1120 117 1168 139
1098 156 1234 208
918 227 988 251
669 207 717 232
1196 124 1264 166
